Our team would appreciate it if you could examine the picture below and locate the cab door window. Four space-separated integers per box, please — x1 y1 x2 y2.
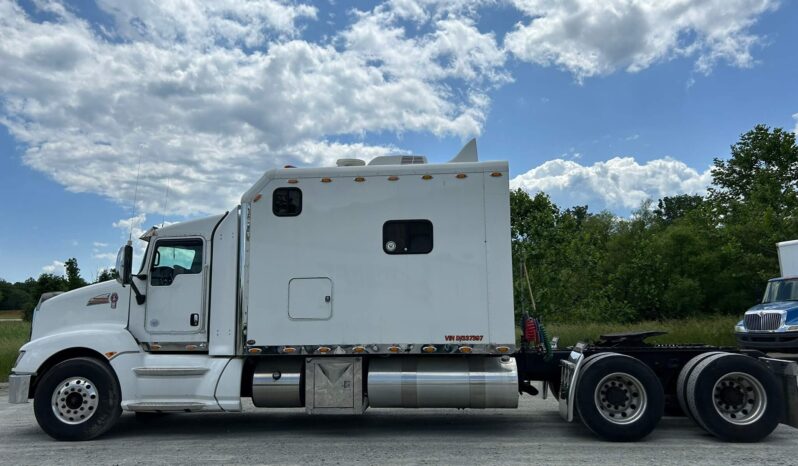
150 239 203 286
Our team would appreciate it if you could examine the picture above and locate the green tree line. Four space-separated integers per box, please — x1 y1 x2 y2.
0 259 117 320
512 124 798 323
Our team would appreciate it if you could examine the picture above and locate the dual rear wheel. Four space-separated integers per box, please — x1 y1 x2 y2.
677 353 782 442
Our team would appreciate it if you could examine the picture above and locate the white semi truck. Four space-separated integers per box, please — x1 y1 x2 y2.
8 141 798 442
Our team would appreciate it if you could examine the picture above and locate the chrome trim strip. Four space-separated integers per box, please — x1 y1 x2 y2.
243 343 516 356
127 402 206 412
8 374 31 404
132 367 210 376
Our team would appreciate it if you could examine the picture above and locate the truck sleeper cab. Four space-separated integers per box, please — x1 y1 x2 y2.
8 141 798 443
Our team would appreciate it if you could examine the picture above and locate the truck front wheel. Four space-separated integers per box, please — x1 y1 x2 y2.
33 357 122 441
576 354 664 442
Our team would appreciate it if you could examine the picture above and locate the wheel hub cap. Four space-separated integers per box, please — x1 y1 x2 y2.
712 372 766 425
51 377 99 425
593 372 648 425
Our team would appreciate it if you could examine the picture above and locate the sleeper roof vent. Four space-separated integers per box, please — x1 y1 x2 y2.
368 155 427 166
336 158 366 167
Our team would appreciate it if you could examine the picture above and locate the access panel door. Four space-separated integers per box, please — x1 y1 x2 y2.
145 238 207 336
288 278 332 320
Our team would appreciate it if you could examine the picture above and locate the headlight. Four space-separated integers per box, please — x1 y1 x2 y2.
12 351 25 370
785 325 798 332
734 325 746 333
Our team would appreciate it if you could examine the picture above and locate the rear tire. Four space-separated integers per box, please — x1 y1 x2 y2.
33 357 122 441
676 352 725 422
686 353 782 442
576 354 664 442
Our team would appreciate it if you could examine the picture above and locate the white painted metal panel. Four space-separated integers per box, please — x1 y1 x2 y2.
244 162 511 347
778 240 798 277
288 278 332 319
209 211 239 355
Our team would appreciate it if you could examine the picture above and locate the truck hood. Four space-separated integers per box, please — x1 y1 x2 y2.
745 301 798 326
747 301 798 312
31 280 131 341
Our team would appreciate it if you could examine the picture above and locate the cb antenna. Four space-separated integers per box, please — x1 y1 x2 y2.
129 148 144 242
161 177 170 228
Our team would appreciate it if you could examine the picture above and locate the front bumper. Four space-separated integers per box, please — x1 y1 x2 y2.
736 331 798 351
7 374 31 404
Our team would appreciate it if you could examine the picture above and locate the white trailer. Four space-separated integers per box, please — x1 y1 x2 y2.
8 141 798 442
777 240 798 277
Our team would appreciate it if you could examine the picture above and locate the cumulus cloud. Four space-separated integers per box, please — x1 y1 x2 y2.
0 0 781 223
505 0 777 80
0 0 505 217
510 156 712 211
793 113 798 135
42 260 65 275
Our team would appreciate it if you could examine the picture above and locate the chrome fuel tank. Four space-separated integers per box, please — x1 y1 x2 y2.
252 359 304 407
367 356 518 408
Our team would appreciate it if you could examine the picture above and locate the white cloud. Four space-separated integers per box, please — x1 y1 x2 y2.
93 242 108 248
505 0 778 80
42 260 65 275
0 1 505 217
0 0 781 225
510 156 712 211
792 113 797 135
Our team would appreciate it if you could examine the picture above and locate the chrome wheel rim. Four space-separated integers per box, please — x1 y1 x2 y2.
51 377 99 425
712 372 766 425
593 372 647 425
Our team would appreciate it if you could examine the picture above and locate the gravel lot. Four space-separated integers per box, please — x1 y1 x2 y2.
1 383 796 465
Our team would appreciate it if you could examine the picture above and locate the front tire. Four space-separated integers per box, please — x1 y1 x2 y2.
33 357 122 441
575 354 664 442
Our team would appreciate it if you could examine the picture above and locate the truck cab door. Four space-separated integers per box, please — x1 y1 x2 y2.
132 237 209 351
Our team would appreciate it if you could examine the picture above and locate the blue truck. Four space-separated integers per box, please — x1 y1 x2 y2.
736 240 798 351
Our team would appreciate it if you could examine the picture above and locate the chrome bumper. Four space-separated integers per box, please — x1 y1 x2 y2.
8 374 31 404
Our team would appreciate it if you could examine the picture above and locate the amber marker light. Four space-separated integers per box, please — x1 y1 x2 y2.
317 346 331 354
422 175 433 180
185 345 198 351
282 346 297 354
104 351 118 360
248 348 262 354
422 345 437 353
456 173 467 179
388 345 400 353
353 346 366 353
354 176 366 182
287 179 299 184
253 194 262 202
151 344 162 350
321 177 332 183
458 346 473 354
490 172 502 177
387 176 399 181
496 346 510 353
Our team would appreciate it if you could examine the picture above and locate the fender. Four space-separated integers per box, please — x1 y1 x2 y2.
14 324 142 376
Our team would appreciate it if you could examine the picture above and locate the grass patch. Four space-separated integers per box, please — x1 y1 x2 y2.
0 309 23 320
1 321 30 382
542 315 740 348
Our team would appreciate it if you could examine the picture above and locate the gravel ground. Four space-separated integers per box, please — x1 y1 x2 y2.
1 383 796 465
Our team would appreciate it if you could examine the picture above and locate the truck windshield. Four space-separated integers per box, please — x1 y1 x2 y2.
762 278 798 303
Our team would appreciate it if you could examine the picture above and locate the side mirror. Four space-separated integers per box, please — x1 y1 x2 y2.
116 244 133 286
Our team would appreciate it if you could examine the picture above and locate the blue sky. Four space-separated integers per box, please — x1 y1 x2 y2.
0 0 797 282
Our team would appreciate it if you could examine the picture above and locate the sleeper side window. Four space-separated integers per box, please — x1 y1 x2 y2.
150 239 203 286
273 187 302 217
383 220 433 255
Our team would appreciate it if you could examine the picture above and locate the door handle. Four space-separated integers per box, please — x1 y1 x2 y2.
190 313 199 326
